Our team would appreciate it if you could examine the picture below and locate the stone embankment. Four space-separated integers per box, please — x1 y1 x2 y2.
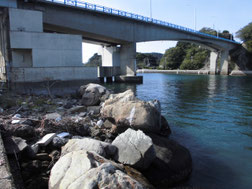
230 70 252 76
0 83 192 189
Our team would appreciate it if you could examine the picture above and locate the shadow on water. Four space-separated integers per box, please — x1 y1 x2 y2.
170 127 240 189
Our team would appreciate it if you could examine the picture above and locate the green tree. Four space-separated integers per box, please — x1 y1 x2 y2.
136 52 162 69
236 22 252 53
236 22 252 41
160 42 190 69
180 47 209 70
84 53 101 67
200 27 217 36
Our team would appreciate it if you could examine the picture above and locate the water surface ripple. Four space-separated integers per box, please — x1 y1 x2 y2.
106 73 252 189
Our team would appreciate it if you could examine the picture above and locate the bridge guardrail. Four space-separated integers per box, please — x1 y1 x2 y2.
45 0 239 44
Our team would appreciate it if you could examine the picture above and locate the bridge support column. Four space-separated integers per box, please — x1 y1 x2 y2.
219 50 229 75
119 43 136 76
114 42 142 83
210 51 218 75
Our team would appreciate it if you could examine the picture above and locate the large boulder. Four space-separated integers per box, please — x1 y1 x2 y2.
49 150 145 189
103 89 136 106
79 83 110 106
61 138 117 158
112 128 156 170
101 94 162 134
143 133 192 187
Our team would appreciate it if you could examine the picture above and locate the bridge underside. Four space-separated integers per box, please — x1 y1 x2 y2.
0 0 239 88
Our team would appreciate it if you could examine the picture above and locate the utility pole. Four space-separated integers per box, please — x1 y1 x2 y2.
150 0 152 18
194 8 196 30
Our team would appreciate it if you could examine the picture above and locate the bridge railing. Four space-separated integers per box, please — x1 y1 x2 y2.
45 0 239 44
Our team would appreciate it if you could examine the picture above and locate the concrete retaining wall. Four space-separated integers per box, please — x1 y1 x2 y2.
9 8 42 32
0 133 16 189
0 8 10 82
10 66 98 82
137 69 210 75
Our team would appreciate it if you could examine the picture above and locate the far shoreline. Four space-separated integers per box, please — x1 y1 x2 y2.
137 69 252 76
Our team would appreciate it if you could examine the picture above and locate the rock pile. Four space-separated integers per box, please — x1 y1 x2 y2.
0 83 192 189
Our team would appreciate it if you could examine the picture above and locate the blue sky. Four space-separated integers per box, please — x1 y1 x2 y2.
81 0 252 62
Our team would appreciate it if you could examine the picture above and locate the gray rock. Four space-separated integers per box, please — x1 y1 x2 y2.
14 125 35 139
112 128 156 170
51 136 68 148
4 136 28 154
45 113 62 122
148 99 161 113
67 106 87 114
49 150 144 189
79 112 87 117
103 119 114 129
79 83 110 106
101 97 162 134
144 133 192 187
87 106 101 114
103 89 136 106
61 138 117 158
160 115 172 136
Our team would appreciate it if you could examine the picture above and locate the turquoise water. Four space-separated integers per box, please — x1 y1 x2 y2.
106 73 252 189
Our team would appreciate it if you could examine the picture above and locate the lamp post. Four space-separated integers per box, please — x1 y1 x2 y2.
194 8 196 30
150 0 152 18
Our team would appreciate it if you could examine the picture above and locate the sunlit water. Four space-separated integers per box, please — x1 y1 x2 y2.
105 73 252 189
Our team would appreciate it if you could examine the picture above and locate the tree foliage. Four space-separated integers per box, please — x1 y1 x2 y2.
161 41 210 70
136 53 162 69
236 22 252 42
84 53 101 67
236 22 252 53
180 47 209 70
200 27 233 40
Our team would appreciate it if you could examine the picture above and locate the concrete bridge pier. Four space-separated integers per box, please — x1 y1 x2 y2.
119 43 136 76
210 51 218 75
115 42 143 83
100 43 142 83
219 50 229 75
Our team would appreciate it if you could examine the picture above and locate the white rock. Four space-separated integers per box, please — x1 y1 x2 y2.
37 133 57 146
61 138 117 158
96 120 103 127
49 150 144 189
11 120 21 124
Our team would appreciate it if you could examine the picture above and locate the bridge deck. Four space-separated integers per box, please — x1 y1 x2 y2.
42 0 239 44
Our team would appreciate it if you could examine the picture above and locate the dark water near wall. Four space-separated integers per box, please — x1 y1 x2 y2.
105 73 252 189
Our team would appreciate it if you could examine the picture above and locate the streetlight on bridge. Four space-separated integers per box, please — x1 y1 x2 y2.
150 0 152 18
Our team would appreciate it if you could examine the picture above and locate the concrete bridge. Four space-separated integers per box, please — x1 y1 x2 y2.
0 0 240 86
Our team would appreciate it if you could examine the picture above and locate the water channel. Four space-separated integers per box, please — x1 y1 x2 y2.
105 73 252 189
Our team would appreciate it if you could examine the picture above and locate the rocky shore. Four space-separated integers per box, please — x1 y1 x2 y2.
0 83 192 189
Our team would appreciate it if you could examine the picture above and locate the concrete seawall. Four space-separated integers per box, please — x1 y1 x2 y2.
137 69 210 75
0 133 16 189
